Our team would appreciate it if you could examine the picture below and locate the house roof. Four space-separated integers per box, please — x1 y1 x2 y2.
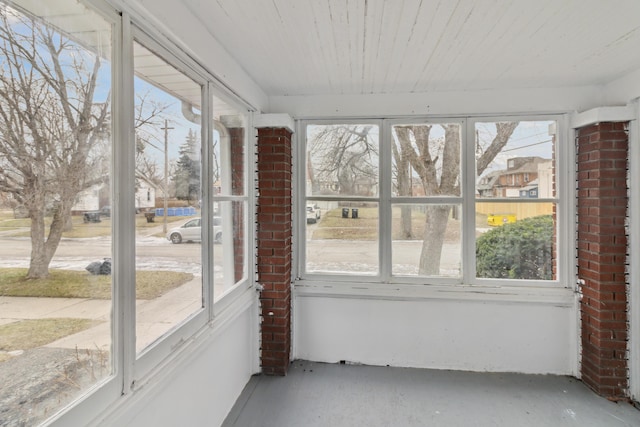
520 179 539 192
476 170 502 191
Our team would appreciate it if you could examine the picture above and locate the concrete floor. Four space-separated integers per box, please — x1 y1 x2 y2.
223 360 640 427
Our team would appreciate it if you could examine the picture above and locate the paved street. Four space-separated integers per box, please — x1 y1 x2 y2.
0 234 208 274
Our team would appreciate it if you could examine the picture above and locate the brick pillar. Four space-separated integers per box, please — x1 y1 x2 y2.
230 127 245 283
576 122 629 398
256 127 292 376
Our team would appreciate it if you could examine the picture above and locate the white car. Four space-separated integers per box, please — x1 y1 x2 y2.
167 217 222 244
306 204 320 224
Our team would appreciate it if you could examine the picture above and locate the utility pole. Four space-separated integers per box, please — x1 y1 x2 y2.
161 120 174 233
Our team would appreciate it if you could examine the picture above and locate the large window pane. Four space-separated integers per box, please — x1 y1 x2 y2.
306 202 379 275
474 120 557 281
212 200 246 299
475 121 556 199
305 123 379 275
307 124 379 197
391 204 461 278
475 202 555 280
390 122 462 278
0 2 113 425
212 97 247 302
391 123 461 197
133 41 203 354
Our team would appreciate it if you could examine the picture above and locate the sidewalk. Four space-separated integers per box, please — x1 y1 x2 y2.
0 276 202 353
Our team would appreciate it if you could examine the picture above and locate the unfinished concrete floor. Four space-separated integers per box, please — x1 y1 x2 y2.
223 360 640 427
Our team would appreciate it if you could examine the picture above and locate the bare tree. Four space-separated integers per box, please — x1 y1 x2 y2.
394 122 517 275
134 91 173 187
0 9 112 278
309 125 378 196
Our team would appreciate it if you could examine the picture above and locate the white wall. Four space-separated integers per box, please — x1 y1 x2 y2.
294 293 577 375
604 68 640 107
98 299 257 427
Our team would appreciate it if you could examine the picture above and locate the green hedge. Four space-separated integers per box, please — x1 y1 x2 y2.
476 215 553 280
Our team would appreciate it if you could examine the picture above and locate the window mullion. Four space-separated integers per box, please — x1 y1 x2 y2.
202 82 213 318
380 119 392 281
463 119 475 285
114 11 136 395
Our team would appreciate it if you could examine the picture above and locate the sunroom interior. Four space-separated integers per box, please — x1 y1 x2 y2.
2 0 640 426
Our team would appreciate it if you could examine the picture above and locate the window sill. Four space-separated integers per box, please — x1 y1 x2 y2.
293 280 576 306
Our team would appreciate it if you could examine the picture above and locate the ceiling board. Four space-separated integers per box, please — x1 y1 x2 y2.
181 0 640 97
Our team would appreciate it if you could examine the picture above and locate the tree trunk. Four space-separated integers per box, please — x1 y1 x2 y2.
418 205 451 275
398 160 412 238
27 206 50 279
400 206 412 239
63 212 74 232
26 203 70 279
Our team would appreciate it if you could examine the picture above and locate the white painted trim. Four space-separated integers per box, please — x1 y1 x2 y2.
117 9 137 397
571 106 635 129
293 281 575 306
629 99 640 401
254 113 295 132
269 86 601 118
562 113 580 378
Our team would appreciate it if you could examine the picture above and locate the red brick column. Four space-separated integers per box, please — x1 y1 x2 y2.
576 122 629 398
229 127 245 283
256 127 292 376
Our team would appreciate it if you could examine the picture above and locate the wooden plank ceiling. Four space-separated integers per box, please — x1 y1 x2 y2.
183 0 640 96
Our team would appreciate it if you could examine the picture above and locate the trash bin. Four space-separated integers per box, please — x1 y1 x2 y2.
352 208 358 219
342 208 349 218
144 212 156 223
83 211 101 223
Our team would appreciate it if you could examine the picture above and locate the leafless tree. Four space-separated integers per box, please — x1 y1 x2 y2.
134 91 173 187
394 122 518 275
308 125 378 196
0 8 113 278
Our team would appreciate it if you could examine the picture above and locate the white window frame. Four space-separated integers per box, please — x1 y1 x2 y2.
297 114 573 291
34 1 256 425
127 10 255 389
298 119 383 283
129 23 211 381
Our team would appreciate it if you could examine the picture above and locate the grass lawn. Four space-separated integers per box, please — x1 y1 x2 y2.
0 318 102 352
312 207 477 242
0 268 194 300
313 207 378 240
0 209 187 238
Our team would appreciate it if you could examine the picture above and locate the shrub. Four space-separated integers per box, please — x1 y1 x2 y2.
476 215 553 280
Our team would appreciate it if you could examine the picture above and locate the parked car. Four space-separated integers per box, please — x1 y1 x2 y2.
167 217 222 244
83 211 102 223
306 204 321 223
99 205 111 217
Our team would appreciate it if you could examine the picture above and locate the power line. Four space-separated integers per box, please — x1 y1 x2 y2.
502 139 552 153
